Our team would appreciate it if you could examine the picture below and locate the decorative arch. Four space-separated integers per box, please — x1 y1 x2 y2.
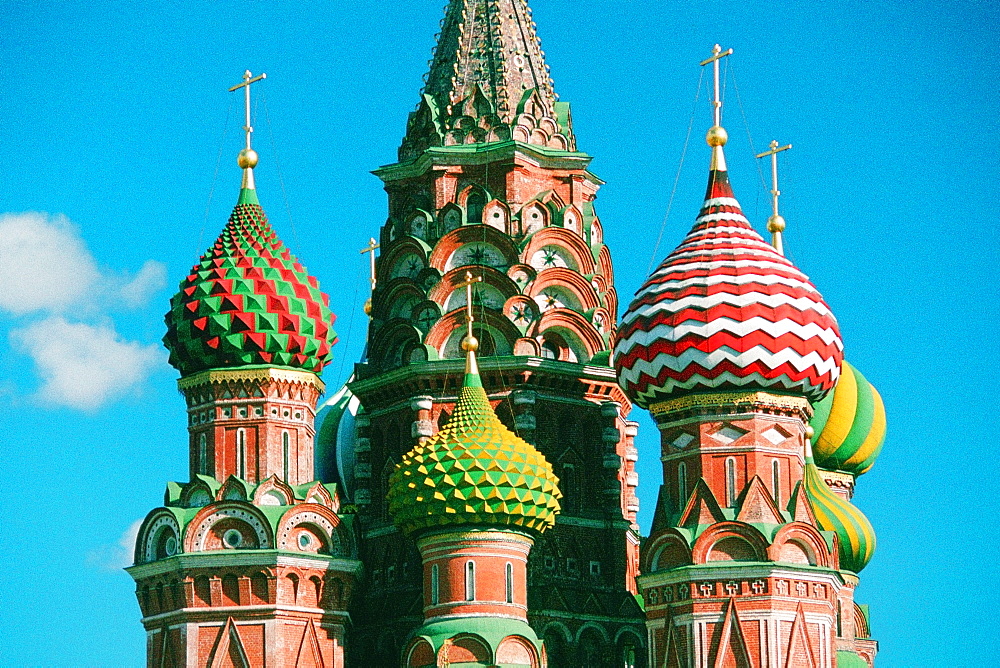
404 208 434 241
425 308 521 359
217 476 251 502
375 279 427 321
521 227 597 274
589 218 604 247
691 522 770 564
504 295 539 332
496 636 539 666
643 530 693 573
369 320 423 371
535 309 607 362
276 504 349 556
768 522 834 569
483 199 511 234
429 225 520 273
530 267 602 312
598 245 615 285
137 509 182 563
429 266 520 315
179 478 216 508
406 638 436 668
441 634 492 665
438 202 464 235
184 502 273 553
252 476 295 507
507 263 536 293
560 205 583 236
519 201 550 236
458 184 492 227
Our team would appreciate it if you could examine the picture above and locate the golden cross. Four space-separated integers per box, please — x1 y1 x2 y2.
455 270 483 342
359 238 380 291
700 44 733 127
228 70 267 151
756 140 793 255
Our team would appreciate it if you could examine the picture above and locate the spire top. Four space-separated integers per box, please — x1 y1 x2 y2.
359 237 380 317
756 140 793 255
228 70 267 191
700 44 733 168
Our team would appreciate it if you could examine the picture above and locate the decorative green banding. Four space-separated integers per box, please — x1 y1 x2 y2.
810 361 886 475
803 457 876 573
387 354 561 536
164 189 337 376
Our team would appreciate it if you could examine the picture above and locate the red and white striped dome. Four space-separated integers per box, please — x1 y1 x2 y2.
614 145 843 408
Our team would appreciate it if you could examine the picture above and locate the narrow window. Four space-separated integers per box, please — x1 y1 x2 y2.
282 431 291 481
198 433 207 475
237 428 247 479
677 462 688 507
772 459 781 506
505 563 513 604
431 564 440 606
465 561 476 601
725 457 737 507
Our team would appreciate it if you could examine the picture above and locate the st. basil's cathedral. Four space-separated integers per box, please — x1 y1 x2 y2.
126 1 887 666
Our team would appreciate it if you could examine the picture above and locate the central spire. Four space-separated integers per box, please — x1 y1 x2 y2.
399 0 576 160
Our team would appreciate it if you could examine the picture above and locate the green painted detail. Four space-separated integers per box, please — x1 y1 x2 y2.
409 616 542 668
809 361 887 475
803 458 876 573
163 190 337 377
835 650 870 668
387 355 561 536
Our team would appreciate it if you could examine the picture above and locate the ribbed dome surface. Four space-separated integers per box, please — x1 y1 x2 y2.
810 361 886 475
804 458 876 573
164 190 337 376
614 146 843 407
387 360 561 536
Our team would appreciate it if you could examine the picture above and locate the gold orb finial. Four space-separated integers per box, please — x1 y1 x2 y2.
706 125 728 147
767 214 787 233
238 148 259 169
462 335 479 352
805 425 816 440
363 298 373 316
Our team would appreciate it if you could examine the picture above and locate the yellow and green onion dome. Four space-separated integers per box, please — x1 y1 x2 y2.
803 444 876 573
387 350 562 536
164 187 338 376
809 361 886 475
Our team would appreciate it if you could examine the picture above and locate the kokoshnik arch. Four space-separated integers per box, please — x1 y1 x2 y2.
127 2 886 667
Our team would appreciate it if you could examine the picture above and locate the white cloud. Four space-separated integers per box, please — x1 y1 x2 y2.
0 212 100 315
117 259 168 308
88 518 144 571
10 316 163 411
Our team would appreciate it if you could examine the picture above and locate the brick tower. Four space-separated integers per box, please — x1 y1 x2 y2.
613 47 882 668
316 0 646 664
128 72 360 668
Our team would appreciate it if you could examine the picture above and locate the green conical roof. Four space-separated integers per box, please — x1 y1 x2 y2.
387 352 561 536
163 187 338 376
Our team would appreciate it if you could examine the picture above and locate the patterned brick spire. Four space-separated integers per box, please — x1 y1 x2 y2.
399 0 575 159
163 187 338 376
614 142 844 407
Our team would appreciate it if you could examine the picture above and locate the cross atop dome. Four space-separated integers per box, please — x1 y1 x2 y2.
228 69 266 192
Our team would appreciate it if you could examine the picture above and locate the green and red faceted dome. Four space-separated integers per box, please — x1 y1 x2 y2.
164 189 337 376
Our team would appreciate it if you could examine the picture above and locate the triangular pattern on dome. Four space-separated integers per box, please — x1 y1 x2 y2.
399 0 575 159
164 188 338 376
387 349 561 535
614 140 844 408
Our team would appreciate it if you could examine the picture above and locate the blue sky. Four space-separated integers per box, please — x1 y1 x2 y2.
0 0 996 664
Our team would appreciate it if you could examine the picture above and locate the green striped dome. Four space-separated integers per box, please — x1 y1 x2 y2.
387 354 561 536
809 361 886 475
804 457 876 573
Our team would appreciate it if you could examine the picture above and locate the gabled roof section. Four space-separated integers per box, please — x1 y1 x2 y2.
399 0 575 160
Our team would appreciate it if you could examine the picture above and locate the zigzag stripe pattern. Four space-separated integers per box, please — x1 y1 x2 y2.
613 151 843 407
164 195 338 376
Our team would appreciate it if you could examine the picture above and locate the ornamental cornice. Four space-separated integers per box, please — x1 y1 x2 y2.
649 392 812 420
178 367 324 393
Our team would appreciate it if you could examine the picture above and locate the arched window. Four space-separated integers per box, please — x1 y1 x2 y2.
198 433 207 475
431 564 440 606
772 459 781 506
505 562 514 603
725 457 737 507
677 461 688 507
465 561 476 601
236 429 247 479
282 431 291 481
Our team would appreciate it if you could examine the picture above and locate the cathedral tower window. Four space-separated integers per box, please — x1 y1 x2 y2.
725 457 737 507
198 433 207 475
677 461 688 507
237 428 247 479
505 562 514 603
282 431 291 481
772 459 781 506
465 561 476 601
431 564 439 606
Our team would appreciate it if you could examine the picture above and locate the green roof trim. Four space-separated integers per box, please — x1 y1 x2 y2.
835 650 870 668
410 616 542 664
